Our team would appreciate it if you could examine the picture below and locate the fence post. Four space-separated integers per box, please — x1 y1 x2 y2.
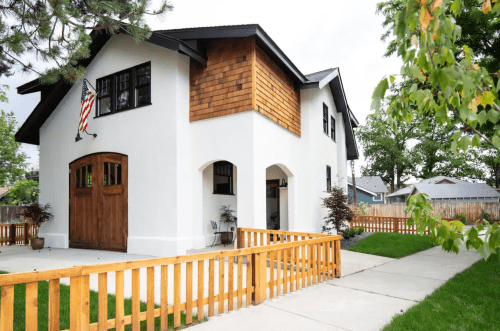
251 252 267 305
236 228 242 249
334 239 341 278
393 218 399 233
24 223 29 245
9 224 16 245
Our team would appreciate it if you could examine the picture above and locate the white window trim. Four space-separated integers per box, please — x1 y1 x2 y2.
373 193 383 202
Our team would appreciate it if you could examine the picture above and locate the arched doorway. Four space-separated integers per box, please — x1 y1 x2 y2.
266 164 291 231
69 153 128 251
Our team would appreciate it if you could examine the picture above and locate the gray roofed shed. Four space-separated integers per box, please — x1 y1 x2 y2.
348 176 388 193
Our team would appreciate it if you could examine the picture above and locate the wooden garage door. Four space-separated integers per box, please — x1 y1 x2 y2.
70 153 128 252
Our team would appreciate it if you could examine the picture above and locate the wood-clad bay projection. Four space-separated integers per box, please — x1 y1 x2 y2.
189 38 301 136
70 153 128 251
255 45 301 136
190 38 254 121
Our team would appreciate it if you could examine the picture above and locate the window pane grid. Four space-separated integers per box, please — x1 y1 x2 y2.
323 103 328 134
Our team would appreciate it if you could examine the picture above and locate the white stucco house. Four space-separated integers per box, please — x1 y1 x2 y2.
16 24 359 256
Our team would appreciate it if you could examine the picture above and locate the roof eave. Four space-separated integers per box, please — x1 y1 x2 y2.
347 182 377 196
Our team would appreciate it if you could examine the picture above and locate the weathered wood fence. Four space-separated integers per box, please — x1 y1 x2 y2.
0 227 341 330
0 206 25 224
350 216 458 235
351 202 499 223
0 223 38 246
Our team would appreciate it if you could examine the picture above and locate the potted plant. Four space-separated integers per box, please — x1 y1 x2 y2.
219 205 236 245
19 203 53 250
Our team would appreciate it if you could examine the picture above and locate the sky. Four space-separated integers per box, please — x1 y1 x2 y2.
2 0 403 175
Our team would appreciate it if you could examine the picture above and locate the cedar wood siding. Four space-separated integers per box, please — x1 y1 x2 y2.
189 37 254 121
189 37 301 136
255 45 301 136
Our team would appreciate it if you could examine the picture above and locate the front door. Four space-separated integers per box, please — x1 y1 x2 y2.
69 153 128 251
266 180 280 230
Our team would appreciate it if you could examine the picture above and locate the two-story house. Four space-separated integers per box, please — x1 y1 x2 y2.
16 24 359 256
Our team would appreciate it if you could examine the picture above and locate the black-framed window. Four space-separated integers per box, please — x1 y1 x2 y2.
323 103 329 135
331 116 336 141
213 161 234 195
326 165 331 192
96 61 151 117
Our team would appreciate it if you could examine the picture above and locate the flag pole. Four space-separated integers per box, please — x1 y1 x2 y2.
75 76 98 141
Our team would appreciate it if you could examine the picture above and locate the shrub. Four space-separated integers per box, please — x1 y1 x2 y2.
343 231 351 239
356 226 364 235
480 210 493 224
321 184 354 234
453 213 467 224
18 203 53 238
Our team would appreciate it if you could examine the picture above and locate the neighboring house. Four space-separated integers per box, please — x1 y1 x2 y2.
347 176 388 204
0 187 11 204
386 176 500 204
15 24 359 256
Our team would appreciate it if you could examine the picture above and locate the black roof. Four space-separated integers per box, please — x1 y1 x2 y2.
15 24 359 160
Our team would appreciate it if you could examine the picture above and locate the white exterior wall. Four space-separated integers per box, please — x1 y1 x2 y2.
37 34 349 256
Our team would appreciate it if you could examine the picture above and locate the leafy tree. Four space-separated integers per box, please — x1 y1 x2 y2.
481 148 500 188
373 0 500 259
357 107 416 192
0 88 26 186
0 0 172 84
4 179 39 205
321 184 354 235
411 118 484 180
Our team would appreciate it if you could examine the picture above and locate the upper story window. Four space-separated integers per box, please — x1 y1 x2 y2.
326 165 331 192
213 161 234 195
96 62 151 117
323 103 329 135
373 193 383 201
331 116 336 142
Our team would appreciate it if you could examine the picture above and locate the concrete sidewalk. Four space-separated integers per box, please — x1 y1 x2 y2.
189 245 482 331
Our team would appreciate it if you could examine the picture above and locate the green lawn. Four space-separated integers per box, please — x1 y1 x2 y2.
0 271 205 330
382 254 500 330
348 232 436 258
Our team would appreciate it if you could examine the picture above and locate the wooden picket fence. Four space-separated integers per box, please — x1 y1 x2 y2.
0 206 25 224
351 202 500 224
0 227 341 330
0 223 38 246
350 216 458 235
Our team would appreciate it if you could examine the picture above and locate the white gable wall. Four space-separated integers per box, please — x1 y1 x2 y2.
38 34 188 255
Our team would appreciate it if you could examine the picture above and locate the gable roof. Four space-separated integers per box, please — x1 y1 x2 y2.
417 176 468 185
412 183 500 200
347 182 377 196
348 176 388 193
15 24 359 160
386 185 414 198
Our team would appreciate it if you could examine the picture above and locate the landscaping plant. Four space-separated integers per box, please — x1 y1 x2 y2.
357 226 364 235
480 210 493 224
18 203 53 237
453 212 468 225
321 184 354 235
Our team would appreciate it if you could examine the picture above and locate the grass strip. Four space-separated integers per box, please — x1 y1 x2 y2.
0 271 206 330
348 232 436 258
382 254 500 330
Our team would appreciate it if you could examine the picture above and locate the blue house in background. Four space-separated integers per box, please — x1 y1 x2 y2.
347 176 388 204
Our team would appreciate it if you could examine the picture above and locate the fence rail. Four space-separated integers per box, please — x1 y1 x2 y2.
352 202 500 223
0 227 341 330
350 216 458 234
0 222 37 246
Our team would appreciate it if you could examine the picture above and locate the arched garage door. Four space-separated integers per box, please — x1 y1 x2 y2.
69 153 128 252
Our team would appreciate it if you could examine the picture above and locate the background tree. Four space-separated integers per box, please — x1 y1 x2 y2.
4 179 38 205
357 105 416 192
372 0 500 259
0 0 172 84
481 148 500 188
0 87 26 186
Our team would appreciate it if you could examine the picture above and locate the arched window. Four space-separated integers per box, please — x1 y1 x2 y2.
213 161 234 195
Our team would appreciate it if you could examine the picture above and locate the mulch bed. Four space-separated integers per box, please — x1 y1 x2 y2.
340 231 373 250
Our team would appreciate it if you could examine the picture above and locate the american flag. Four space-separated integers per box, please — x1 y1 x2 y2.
78 79 96 132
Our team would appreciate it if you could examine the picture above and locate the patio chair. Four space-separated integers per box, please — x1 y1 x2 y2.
210 220 224 247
